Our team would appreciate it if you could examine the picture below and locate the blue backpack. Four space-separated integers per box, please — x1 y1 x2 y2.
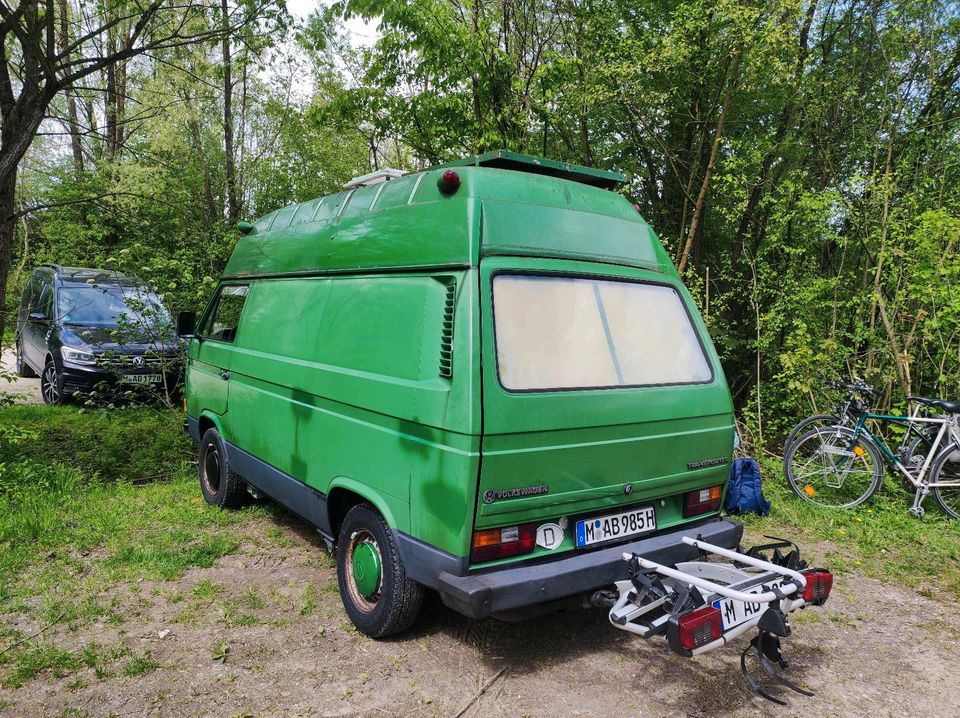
725 457 771 515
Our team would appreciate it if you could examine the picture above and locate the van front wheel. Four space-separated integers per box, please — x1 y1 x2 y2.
198 428 247 509
336 504 424 638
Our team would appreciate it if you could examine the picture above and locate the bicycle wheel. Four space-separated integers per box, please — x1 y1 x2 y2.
930 441 960 519
785 425 884 508
782 414 840 456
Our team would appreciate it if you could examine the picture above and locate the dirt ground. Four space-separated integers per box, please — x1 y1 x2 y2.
2 506 959 718
0 347 40 404
3 346 958 717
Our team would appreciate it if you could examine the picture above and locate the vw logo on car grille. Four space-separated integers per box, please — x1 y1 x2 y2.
132 355 145 367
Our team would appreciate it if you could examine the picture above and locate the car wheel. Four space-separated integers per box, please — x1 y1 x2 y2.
15 340 37 378
198 427 247 509
336 503 424 638
40 359 64 405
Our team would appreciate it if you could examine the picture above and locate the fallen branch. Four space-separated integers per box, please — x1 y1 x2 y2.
0 610 66 657
452 667 507 718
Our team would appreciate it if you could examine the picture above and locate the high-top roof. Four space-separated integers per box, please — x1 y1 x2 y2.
223 154 674 280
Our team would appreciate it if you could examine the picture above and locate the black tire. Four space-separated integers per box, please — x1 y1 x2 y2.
785 425 883 508
15 340 37 378
40 359 65 405
783 414 840 456
198 428 247 509
336 503 424 638
930 441 960 519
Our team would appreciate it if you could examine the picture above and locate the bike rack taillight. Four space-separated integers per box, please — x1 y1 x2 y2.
677 605 723 650
801 569 833 605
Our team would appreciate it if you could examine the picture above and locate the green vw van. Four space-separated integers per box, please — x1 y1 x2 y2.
181 151 740 637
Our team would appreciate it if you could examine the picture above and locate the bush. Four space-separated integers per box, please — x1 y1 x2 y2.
0 405 191 484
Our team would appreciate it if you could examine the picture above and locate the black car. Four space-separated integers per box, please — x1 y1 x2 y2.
15 265 182 404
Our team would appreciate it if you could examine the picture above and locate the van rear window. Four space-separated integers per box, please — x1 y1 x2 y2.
492 275 712 391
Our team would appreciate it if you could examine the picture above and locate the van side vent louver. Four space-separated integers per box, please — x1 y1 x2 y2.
439 283 456 378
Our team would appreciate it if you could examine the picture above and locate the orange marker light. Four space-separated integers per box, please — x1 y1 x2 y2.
471 528 501 549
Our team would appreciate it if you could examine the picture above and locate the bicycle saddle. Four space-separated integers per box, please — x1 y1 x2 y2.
908 396 960 413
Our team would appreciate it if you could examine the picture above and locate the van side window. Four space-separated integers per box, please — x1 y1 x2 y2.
203 285 249 343
37 284 54 320
20 274 38 314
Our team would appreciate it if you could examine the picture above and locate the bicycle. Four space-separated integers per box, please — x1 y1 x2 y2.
783 395 960 518
783 379 938 482
782 378 878 452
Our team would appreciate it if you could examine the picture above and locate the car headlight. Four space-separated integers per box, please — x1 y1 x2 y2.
61 346 96 365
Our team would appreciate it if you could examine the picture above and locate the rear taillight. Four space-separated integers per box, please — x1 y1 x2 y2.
682 485 723 518
677 605 722 650
470 523 537 563
801 569 834 605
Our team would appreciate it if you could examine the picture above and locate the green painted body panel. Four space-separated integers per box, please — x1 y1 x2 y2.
186 155 734 570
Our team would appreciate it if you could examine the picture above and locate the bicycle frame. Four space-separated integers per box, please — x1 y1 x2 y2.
852 408 960 515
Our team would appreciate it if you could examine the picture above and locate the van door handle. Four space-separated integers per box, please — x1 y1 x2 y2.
219 371 231 381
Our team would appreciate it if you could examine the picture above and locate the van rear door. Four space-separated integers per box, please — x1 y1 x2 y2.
476 257 734 547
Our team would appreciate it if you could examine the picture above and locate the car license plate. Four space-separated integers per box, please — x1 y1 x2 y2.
122 374 162 384
712 581 783 630
575 506 656 548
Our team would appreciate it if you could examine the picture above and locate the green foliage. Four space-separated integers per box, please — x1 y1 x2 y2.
4 0 960 451
0 405 190 487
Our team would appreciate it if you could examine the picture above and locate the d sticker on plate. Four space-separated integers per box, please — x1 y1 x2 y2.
536 523 563 550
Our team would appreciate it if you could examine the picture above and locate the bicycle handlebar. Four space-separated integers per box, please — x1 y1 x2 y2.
827 378 877 396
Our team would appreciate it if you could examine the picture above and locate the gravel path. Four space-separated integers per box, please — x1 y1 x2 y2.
0 346 41 404
2 511 958 717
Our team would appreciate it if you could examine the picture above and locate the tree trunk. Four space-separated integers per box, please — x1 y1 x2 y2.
86 98 101 162
105 30 118 164
222 0 239 224
734 0 817 256
0 170 17 342
57 0 84 177
677 50 741 274
183 92 218 222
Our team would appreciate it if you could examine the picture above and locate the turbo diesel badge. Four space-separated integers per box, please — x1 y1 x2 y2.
687 457 729 470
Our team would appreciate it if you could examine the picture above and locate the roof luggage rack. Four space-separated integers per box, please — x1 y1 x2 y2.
433 149 626 189
344 168 407 189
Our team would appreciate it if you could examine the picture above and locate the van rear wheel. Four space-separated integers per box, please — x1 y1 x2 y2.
15 340 37 378
198 428 247 509
336 504 424 638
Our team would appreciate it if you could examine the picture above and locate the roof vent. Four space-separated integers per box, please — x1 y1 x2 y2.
344 168 407 189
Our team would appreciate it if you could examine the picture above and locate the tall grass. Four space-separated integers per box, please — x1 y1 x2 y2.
743 455 960 596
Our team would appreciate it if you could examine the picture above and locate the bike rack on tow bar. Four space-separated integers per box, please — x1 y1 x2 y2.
607 536 833 705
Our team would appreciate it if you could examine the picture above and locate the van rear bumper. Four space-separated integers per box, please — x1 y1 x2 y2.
435 517 743 620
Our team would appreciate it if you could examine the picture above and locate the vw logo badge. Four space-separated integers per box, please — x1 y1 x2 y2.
132 355 145 367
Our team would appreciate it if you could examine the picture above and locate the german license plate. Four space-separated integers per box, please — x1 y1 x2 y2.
575 506 656 548
122 374 162 384
712 581 783 630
